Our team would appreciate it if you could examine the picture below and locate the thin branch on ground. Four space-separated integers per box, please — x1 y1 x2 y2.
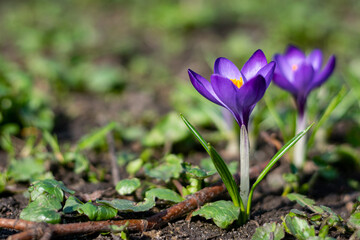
106 130 121 186
0 159 274 239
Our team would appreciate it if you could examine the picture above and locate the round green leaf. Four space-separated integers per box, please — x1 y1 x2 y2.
97 198 155 212
192 200 240 229
116 178 141 195
252 222 284 240
145 188 184 203
20 204 61 224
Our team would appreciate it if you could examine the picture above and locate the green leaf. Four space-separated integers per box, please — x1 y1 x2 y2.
0 171 6 193
308 87 347 147
63 197 117 220
116 178 141 195
307 237 335 240
320 205 342 226
144 154 183 182
76 122 117 151
30 194 63 210
183 178 202 196
252 222 285 240
7 157 46 182
180 114 209 154
20 204 61 224
290 209 308 217
145 188 184 203
349 212 360 229
192 200 240 229
97 198 155 212
200 158 238 176
247 124 313 216
20 179 75 223
287 193 324 214
208 144 241 208
283 214 316 240
74 153 90 174
63 196 83 214
318 225 330 238
143 112 189 147
126 158 143 176
30 179 74 202
77 202 118 221
43 131 63 162
182 162 215 179
86 64 125 93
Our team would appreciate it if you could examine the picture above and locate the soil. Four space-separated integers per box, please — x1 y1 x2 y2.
0 92 359 240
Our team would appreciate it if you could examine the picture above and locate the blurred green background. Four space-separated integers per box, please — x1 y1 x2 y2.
0 0 359 144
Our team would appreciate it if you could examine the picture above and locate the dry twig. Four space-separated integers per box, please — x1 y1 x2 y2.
106 130 121 186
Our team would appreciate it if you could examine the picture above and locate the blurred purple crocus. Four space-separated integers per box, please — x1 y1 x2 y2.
273 45 336 168
188 50 275 129
273 45 336 116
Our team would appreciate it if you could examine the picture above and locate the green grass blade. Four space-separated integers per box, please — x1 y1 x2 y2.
209 144 242 208
308 87 347 147
247 123 314 216
76 122 117 151
43 131 63 163
180 114 209 154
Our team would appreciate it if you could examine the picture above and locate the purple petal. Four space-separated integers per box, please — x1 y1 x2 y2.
210 74 243 125
312 55 336 89
274 54 294 82
214 57 241 80
292 63 314 96
188 69 223 106
307 49 323 72
241 49 268 80
285 45 306 66
257 61 276 87
273 72 297 95
210 74 239 112
237 75 267 109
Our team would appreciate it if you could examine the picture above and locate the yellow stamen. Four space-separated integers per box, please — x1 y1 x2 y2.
230 77 243 88
292 64 298 71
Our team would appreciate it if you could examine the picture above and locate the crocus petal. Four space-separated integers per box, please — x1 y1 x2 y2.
241 49 268 80
237 75 267 109
285 45 306 66
257 61 276 87
312 55 336 89
210 74 239 112
293 63 314 96
307 49 323 72
273 72 297 95
214 57 241 80
210 74 243 125
274 54 293 82
188 69 224 106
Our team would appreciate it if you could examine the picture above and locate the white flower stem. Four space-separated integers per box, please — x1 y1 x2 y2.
294 112 307 169
240 125 250 218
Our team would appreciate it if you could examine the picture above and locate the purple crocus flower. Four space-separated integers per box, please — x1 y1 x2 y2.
188 50 275 129
273 45 336 116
